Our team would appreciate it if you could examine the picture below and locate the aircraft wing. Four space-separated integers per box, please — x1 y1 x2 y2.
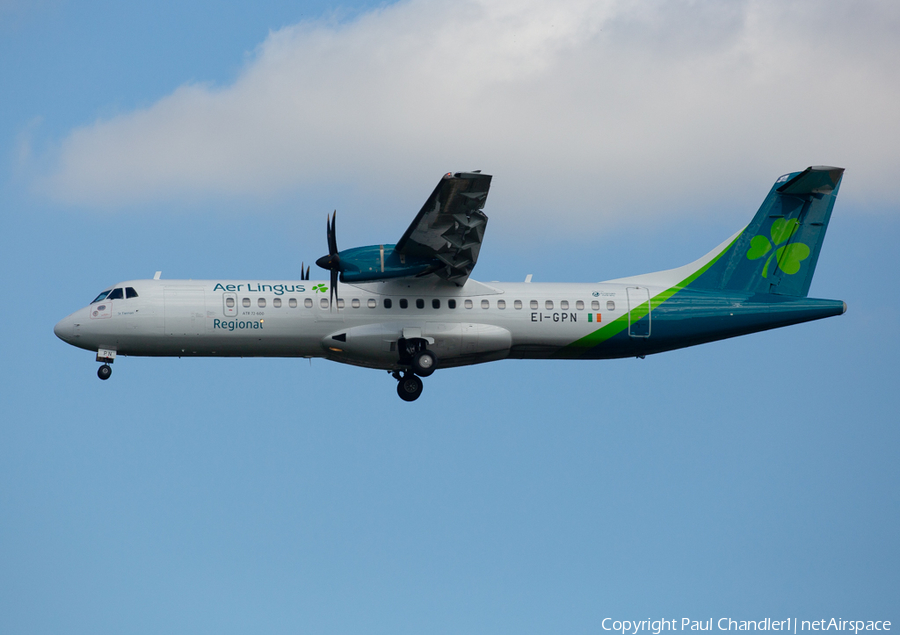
395 171 492 284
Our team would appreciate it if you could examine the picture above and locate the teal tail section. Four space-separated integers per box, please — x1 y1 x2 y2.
688 166 844 298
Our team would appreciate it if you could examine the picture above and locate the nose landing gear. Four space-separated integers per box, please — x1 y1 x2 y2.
96 349 116 381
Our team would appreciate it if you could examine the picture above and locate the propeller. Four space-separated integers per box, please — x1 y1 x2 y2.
315 211 340 309
300 262 310 281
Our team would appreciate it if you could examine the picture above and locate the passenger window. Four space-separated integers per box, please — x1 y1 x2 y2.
351 298 360 308
545 300 554 310
91 290 111 303
368 298 376 308
465 299 473 309
320 298 329 308
432 299 440 309
258 298 266 308
126 287 139 299
273 298 282 308
560 300 569 310
607 300 616 311
107 288 124 300
384 299 392 309
225 297 235 308
576 300 584 310
304 298 313 308
289 298 298 308
336 299 345 309
416 299 424 309
591 300 600 310
481 299 490 309
497 300 506 309
399 299 408 309
243 298 251 307
530 300 538 310
514 300 522 309
448 299 457 309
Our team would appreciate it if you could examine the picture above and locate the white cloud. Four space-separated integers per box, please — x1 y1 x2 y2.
36 0 900 231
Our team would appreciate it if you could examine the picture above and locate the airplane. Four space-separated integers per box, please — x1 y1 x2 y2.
54 166 846 401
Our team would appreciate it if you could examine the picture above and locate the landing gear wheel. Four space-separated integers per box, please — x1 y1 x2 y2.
397 374 423 402
411 350 437 377
97 364 112 380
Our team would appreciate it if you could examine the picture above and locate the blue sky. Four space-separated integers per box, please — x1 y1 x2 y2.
2 1 898 633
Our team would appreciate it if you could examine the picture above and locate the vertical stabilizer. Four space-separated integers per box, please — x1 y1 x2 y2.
688 166 843 297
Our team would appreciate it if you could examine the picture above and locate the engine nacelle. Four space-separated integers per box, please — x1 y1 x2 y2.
334 244 437 282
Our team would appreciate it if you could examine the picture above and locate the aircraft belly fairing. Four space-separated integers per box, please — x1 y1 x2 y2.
322 321 512 371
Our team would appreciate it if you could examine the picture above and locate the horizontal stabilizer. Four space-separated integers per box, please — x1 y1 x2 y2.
777 166 843 196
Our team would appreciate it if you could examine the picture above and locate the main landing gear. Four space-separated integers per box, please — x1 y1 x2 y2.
395 372 423 402
392 339 438 402
411 349 436 377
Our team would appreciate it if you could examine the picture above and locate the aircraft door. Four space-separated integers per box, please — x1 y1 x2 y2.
164 287 206 336
626 286 651 338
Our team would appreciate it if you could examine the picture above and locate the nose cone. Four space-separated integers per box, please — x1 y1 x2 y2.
54 315 73 343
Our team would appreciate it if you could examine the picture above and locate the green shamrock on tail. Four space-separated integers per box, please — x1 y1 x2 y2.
746 218 810 278
312 283 328 294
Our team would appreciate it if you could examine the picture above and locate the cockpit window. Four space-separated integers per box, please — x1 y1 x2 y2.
91 289 112 303
126 287 139 299
107 288 124 300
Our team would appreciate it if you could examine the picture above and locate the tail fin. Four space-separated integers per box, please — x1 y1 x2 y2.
688 166 844 297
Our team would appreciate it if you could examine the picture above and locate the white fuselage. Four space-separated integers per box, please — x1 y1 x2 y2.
54 277 641 370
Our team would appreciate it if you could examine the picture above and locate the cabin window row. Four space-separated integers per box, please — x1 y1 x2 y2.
227 296 616 311
228 296 379 309
377 298 615 311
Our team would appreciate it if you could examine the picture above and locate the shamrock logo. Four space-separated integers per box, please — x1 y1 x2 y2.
312 283 328 294
746 218 810 278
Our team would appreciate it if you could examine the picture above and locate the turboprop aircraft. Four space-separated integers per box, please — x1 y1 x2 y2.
54 166 846 401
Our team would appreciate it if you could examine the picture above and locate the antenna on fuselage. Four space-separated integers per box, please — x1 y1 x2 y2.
153 271 162 280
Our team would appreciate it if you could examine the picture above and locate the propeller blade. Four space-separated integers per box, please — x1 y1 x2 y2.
327 211 338 255
305 265 310 280
316 211 342 272
330 269 338 311
316 211 341 310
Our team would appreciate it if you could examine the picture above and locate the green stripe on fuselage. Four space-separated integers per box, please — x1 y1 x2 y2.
555 233 742 357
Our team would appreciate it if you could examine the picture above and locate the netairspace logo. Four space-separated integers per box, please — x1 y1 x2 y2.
601 619 891 635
